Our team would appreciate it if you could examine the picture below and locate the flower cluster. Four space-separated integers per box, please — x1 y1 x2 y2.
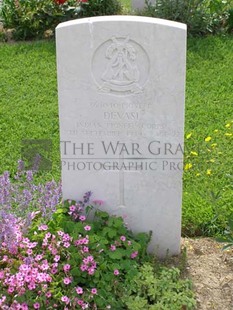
0 193 147 309
0 162 62 252
184 120 233 176
0 222 99 309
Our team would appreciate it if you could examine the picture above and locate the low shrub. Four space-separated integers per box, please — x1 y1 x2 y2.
0 0 122 40
1 0 78 40
123 263 196 310
141 0 233 36
227 8 233 32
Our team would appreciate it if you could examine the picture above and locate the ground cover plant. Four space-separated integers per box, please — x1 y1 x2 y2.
0 35 232 236
0 167 196 309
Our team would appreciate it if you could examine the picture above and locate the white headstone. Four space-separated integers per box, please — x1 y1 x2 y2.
56 16 186 257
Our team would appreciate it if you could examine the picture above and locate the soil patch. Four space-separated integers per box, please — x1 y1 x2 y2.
182 238 233 310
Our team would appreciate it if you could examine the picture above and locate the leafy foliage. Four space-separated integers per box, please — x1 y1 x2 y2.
79 0 122 17
1 0 78 40
122 263 196 310
142 0 233 36
0 0 122 40
0 189 196 309
216 213 233 250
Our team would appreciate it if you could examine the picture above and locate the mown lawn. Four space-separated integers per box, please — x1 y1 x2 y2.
0 35 232 236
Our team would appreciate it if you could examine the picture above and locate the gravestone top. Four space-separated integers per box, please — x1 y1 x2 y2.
56 15 186 30
56 16 187 257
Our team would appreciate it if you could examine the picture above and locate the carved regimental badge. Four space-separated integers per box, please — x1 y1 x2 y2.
92 36 150 95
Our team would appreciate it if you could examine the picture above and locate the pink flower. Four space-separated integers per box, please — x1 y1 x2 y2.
33 303 40 309
27 249 33 255
62 233 71 242
38 224 48 231
88 268 95 275
7 287 14 294
54 255 60 262
21 303 29 310
76 286 83 294
84 225 91 231
82 246 89 252
110 245 116 251
114 269 119 276
28 242 37 248
28 282 36 290
69 205 76 212
82 237 89 244
46 291 52 298
25 275 31 282
51 268 58 274
63 264 70 272
41 262 49 271
0 271 4 279
45 232 51 239
120 236 126 242
51 248 58 255
91 288 97 295
79 215 86 221
63 277 72 285
61 296 70 304
131 251 138 259
35 254 43 261
74 239 81 246
86 255 94 262
63 242 70 248
80 264 87 271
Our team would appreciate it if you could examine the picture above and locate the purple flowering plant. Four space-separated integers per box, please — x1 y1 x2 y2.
0 164 151 309
0 160 62 253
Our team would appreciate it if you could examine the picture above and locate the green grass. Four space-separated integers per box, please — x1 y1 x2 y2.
0 35 232 236
183 36 233 236
0 41 59 181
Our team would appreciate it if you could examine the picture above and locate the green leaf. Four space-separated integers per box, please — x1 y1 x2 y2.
108 249 123 259
216 236 228 243
108 229 117 238
70 267 80 277
222 243 233 250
